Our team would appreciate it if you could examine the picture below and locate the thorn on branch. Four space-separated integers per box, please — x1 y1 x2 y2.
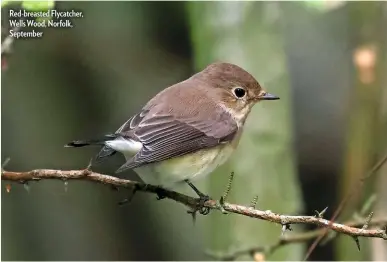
1 157 11 172
23 182 30 193
250 195 259 209
353 236 361 251
362 212 374 230
281 223 292 236
315 206 328 218
85 158 93 171
64 180 68 193
352 212 374 251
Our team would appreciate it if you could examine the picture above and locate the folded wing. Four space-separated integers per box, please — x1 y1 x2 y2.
115 105 238 173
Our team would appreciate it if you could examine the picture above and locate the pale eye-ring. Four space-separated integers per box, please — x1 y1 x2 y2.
233 87 246 98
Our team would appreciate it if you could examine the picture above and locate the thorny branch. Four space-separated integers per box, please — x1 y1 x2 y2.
304 152 387 260
207 217 387 260
2 168 387 248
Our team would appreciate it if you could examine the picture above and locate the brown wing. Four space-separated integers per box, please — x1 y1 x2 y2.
115 105 238 173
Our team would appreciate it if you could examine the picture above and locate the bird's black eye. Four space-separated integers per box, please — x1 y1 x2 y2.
233 87 246 98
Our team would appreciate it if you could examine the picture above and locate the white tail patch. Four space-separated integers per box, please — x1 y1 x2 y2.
105 137 143 160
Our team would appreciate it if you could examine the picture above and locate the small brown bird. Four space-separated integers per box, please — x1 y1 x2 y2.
66 62 279 209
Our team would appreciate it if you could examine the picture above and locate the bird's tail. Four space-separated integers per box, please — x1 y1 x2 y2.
65 134 118 163
64 134 117 148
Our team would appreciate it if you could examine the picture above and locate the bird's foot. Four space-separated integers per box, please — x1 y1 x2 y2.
184 179 212 215
197 194 211 215
184 180 211 215
187 193 211 225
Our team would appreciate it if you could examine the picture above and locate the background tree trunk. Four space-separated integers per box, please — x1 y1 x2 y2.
188 2 304 260
337 2 387 260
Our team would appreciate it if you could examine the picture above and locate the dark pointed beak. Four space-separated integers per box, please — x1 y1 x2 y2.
261 92 280 100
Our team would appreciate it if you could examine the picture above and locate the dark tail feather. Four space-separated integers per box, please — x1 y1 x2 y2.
64 134 118 148
65 134 119 165
65 140 94 147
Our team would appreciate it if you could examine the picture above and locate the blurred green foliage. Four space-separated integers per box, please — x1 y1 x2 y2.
2 0 55 10
21 0 55 11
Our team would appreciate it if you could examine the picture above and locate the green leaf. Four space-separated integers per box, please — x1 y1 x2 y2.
21 0 55 11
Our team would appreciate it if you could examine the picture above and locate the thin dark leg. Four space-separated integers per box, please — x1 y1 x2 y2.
184 180 211 215
185 180 208 198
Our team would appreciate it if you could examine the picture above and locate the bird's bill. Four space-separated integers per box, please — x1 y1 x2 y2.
260 92 280 100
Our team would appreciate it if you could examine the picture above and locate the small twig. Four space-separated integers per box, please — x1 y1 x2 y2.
250 195 259 209
218 172 235 214
222 171 234 201
362 212 374 231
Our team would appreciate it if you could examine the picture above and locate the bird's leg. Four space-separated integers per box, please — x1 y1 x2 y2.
184 180 211 215
184 180 208 198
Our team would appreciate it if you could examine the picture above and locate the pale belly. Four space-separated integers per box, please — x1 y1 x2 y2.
134 142 236 187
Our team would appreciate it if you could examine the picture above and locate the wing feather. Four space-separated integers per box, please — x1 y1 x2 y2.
115 105 238 172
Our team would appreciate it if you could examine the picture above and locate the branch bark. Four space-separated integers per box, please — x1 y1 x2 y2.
207 217 387 260
2 168 387 242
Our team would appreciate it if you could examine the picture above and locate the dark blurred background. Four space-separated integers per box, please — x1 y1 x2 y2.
1 1 386 261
